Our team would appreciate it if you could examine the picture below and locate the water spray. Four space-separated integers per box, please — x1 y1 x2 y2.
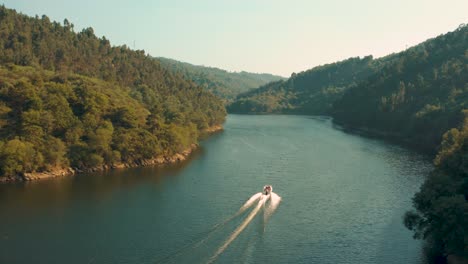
209 186 281 263
209 195 267 263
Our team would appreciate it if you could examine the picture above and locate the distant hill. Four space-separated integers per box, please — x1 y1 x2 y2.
227 55 386 114
157 57 285 101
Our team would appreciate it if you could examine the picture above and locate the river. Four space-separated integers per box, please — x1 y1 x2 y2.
0 115 433 264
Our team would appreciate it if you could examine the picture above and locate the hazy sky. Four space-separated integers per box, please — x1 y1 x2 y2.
2 0 467 76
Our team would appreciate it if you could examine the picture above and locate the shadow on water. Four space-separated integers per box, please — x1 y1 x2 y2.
0 146 205 213
331 121 434 161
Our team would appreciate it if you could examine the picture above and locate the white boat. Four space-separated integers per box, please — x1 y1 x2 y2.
263 185 272 195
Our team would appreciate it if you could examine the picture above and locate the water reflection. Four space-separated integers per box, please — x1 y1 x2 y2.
0 147 204 213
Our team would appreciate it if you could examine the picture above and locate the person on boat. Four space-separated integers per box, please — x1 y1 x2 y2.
263 185 272 195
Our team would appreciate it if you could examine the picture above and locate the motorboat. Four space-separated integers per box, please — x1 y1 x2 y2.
263 185 272 195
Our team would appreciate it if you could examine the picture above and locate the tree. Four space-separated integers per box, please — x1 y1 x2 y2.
0 138 43 176
0 6 226 178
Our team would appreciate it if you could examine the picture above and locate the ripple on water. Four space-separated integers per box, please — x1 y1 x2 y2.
0 115 431 264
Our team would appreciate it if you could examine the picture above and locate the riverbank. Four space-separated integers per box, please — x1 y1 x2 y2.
333 118 468 263
0 124 223 183
202 124 223 134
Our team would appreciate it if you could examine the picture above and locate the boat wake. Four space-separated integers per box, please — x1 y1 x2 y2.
155 187 281 264
209 188 281 263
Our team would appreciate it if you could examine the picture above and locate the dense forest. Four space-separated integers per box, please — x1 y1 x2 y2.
227 56 387 114
332 25 468 153
335 25 468 259
230 24 468 259
332 25 468 259
332 27 468 258
1 3 466 259
158 57 284 101
405 111 468 260
0 6 226 180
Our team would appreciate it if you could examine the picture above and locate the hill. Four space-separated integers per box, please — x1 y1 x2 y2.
333 24 468 153
231 24 468 258
0 5 226 180
332 24 467 258
158 57 284 101
227 55 383 114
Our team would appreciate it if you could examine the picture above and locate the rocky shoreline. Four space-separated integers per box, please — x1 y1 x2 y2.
202 124 223 134
0 125 223 183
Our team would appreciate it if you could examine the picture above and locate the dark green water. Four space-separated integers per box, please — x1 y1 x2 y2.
0 115 432 264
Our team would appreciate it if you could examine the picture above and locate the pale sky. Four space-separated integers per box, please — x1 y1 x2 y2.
1 0 467 76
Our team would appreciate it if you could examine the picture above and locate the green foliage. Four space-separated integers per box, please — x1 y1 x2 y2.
158 57 285 102
434 113 468 176
113 128 161 163
42 136 67 168
0 6 226 177
0 138 43 176
228 23 468 257
333 25 468 152
331 25 468 257
0 101 11 130
228 56 377 114
165 123 198 153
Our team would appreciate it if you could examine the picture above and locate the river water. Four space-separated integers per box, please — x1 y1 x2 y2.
0 115 433 264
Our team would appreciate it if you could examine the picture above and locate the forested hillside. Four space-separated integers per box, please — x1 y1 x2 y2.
333 25 468 153
158 57 284 101
405 111 468 259
0 6 226 180
227 56 381 114
332 25 468 257
330 25 467 259
232 23 468 258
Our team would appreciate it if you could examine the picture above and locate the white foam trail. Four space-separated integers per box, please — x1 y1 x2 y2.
269 192 281 212
209 196 267 263
156 193 278 264
238 192 262 214
181 193 263 256
155 196 261 264
264 192 281 224
199 193 262 237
